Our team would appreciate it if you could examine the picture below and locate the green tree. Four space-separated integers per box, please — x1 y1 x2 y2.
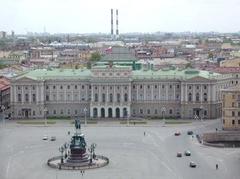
90 52 101 62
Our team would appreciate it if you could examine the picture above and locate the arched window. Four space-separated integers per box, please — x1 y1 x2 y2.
196 93 200 102
109 93 113 102
124 93 128 102
203 93 207 102
117 93 121 102
188 93 192 102
169 109 173 114
94 93 98 102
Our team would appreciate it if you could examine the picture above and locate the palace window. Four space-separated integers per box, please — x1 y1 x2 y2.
117 93 121 102
232 120 235 125
53 85 56 89
102 94 106 102
196 93 200 102
188 93 192 102
94 94 98 102
147 109 151 114
203 93 207 102
32 94 36 102
25 94 29 102
109 94 113 102
124 93 128 102
232 111 235 117
67 85 70 89
46 95 49 101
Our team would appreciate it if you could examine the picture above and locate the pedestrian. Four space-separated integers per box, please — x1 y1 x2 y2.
144 131 146 136
216 164 218 170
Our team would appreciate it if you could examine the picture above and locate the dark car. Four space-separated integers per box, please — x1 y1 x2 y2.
187 131 193 135
50 136 56 141
189 161 197 168
185 150 191 156
176 152 182 157
174 132 181 136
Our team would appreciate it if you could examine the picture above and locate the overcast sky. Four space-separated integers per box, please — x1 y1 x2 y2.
1 0 240 34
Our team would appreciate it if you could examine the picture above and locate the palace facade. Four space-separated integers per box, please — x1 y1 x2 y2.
10 64 239 119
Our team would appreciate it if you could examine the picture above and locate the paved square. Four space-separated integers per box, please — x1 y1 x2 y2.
0 120 239 179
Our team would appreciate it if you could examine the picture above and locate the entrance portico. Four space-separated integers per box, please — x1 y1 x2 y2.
90 106 130 118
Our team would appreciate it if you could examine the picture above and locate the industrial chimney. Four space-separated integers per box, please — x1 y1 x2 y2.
116 9 119 38
111 9 114 37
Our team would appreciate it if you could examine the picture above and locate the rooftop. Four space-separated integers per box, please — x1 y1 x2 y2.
14 66 221 81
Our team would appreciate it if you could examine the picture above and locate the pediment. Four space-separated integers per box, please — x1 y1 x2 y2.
15 76 38 82
187 76 210 82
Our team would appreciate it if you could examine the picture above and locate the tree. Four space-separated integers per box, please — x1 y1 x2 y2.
90 52 101 62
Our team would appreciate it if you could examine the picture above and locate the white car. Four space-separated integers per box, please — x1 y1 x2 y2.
42 135 48 140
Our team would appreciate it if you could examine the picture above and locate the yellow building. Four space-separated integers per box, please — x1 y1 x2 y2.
220 58 240 67
222 85 240 130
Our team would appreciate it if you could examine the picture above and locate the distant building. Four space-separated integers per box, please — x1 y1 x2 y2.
0 31 6 38
0 76 10 115
222 85 240 130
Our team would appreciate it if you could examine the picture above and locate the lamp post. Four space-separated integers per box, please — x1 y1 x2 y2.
1 105 5 126
84 107 87 126
161 107 166 127
43 107 47 127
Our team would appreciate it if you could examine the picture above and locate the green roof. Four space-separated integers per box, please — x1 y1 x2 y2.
132 68 220 80
15 66 221 81
16 68 91 80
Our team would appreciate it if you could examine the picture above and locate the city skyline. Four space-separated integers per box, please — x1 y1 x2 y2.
1 0 240 34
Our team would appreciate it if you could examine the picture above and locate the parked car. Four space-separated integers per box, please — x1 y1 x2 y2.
176 152 182 157
189 161 197 168
50 136 56 141
42 135 48 140
185 150 191 156
187 131 193 135
174 132 181 136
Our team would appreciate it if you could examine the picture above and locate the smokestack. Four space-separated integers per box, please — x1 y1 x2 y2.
116 9 119 37
111 9 114 36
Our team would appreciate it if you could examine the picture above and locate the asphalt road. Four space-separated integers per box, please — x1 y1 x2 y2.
0 119 239 179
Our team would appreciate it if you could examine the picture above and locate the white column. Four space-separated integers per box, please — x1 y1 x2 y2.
180 84 184 102
200 84 203 102
90 107 93 117
158 84 161 100
173 84 176 101
128 84 131 102
21 86 24 104
119 107 123 118
208 85 211 102
166 84 168 101
144 85 146 100
151 85 153 101
136 85 139 100
106 84 109 102
113 107 116 118
193 84 195 102
97 107 101 118
105 107 108 117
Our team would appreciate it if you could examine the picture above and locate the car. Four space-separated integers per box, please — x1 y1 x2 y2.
189 161 197 168
176 152 182 157
42 135 48 140
50 136 56 141
174 132 181 136
187 131 193 135
185 150 191 156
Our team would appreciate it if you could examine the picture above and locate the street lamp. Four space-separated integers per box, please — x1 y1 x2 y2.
43 107 48 127
84 107 87 126
1 105 5 126
161 107 166 126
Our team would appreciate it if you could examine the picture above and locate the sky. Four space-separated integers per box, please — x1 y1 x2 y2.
1 0 240 34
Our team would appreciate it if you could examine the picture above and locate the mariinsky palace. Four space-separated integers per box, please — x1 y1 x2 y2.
10 62 239 120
